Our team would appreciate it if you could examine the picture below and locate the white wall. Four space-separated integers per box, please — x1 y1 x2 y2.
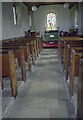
2 2 29 40
0 3 2 120
33 5 70 36
78 3 82 35
0 2 2 41
28 10 33 27
70 5 76 28
70 2 83 35
81 2 83 34
77 2 83 35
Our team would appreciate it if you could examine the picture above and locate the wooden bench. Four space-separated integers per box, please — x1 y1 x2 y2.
65 45 83 80
69 51 83 97
60 42 83 97
58 36 83 53
1 36 43 72
1 36 43 94
0 51 18 98
0 46 26 81
58 37 81 54
59 38 83 81
58 37 83 67
2 37 39 65
58 36 83 118
77 59 83 119
64 42 83 71
0 46 26 98
2 40 33 68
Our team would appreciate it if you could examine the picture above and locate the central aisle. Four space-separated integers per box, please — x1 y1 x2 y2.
5 49 76 118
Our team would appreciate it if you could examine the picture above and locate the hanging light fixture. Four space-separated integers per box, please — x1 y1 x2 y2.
32 6 37 11
64 3 69 9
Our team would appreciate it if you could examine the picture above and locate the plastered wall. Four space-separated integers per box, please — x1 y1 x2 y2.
33 5 70 36
2 2 83 39
2 2 29 40
70 2 83 35
81 2 83 34
0 2 2 41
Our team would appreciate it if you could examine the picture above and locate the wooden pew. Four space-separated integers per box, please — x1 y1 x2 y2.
58 38 64 64
69 51 83 97
64 42 83 67
60 36 83 41
0 53 3 89
27 43 31 71
77 59 83 119
31 41 35 65
58 36 83 54
14 36 43 60
2 37 38 65
36 38 39 57
38 37 41 54
2 35 43 60
58 36 83 102
58 37 83 68
31 37 43 60
2 43 28 62
0 46 26 81
34 40 37 60
0 51 18 98
2 38 29 60
64 43 83 71
65 45 83 80
0 35 43 97
2 41 32 71
58 37 81 54
1 35 42 77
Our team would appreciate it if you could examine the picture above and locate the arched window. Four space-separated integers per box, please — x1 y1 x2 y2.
47 13 56 30
13 5 17 25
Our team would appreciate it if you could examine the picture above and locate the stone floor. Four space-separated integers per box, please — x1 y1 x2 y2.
2 48 76 118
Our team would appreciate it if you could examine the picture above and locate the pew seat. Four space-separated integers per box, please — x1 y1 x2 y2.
0 51 18 98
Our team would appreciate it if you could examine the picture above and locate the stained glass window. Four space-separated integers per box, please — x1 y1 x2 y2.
47 13 56 30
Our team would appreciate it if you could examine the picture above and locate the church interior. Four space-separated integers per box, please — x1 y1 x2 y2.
0 1 83 119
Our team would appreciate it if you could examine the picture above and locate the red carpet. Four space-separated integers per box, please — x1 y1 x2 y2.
43 42 58 48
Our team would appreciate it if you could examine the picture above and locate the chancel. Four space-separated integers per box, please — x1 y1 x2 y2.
0 1 83 119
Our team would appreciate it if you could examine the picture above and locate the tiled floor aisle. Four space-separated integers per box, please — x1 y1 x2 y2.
4 49 76 118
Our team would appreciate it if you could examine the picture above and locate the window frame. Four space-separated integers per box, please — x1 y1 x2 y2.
46 12 56 31
13 5 17 25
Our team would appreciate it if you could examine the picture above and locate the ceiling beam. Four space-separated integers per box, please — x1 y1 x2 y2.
24 2 78 11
